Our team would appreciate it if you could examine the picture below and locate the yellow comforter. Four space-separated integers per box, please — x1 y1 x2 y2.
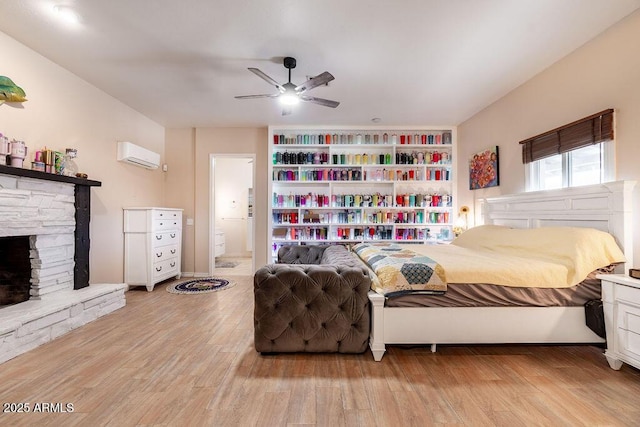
406 225 625 288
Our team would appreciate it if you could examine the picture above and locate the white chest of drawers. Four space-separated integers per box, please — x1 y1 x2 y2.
599 274 640 370
124 207 183 291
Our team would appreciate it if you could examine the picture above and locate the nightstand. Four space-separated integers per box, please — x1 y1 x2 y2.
598 274 640 370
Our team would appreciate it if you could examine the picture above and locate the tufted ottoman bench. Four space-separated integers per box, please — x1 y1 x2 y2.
253 245 371 354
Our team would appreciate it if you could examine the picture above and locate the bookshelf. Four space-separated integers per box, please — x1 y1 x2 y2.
268 126 457 260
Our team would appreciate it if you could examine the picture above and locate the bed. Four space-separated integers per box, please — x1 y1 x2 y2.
366 181 636 361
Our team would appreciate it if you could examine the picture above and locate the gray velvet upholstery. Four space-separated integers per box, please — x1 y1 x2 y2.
277 245 330 264
320 245 365 267
254 245 371 354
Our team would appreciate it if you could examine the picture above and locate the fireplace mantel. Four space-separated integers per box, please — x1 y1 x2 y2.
0 164 101 290
0 164 101 187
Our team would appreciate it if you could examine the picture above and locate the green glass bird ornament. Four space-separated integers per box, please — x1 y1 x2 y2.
0 76 27 104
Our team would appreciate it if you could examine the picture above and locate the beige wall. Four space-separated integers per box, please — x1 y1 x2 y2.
164 128 196 274
0 31 165 284
457 10 640 267
165 127 268 275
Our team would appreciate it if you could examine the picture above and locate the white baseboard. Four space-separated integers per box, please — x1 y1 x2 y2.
180 272 210 278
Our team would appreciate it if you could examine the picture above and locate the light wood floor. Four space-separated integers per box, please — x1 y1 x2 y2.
214 256 253 276
2 274 640 426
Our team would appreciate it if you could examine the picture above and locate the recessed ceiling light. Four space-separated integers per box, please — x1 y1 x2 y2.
52 5 80 25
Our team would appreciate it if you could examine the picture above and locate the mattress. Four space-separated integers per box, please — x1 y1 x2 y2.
385 270 608 308
386 281 600 307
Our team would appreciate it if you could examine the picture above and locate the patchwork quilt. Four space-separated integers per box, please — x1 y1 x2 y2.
353 242 447 296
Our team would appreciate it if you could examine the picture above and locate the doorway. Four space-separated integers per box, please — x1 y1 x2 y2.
209 154 256 276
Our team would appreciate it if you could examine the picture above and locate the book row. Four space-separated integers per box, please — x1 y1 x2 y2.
273 167 451 182
272 226 446 241
272 210 450 225
272 192 453 208
273 132 452 145
272 150 451 166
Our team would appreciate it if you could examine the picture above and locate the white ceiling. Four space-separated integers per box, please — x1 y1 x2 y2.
1 0 639 128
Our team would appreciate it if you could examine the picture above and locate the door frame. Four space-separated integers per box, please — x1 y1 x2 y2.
208 153 256 275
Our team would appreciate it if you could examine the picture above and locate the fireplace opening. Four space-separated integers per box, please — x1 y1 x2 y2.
0 236 31 306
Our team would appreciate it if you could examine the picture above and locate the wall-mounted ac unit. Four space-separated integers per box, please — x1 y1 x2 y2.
117 141 160 170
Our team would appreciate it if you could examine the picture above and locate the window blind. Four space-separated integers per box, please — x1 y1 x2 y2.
520 109 613 164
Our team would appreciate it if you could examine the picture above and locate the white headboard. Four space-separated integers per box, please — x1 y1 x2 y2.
481 181 636 270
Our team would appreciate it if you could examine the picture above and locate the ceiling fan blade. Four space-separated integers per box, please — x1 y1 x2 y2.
234 94 279 99
295 72 335 94
248 68 285 92
299 95 340 108
282 107 292 116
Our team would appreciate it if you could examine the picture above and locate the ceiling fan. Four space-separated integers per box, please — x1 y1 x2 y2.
235 57 339 115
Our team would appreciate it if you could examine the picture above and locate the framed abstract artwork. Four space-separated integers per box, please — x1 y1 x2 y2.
469 146 499 190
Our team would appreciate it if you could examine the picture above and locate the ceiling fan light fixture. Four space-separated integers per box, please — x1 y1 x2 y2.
236 57 338 112
279 92 300 106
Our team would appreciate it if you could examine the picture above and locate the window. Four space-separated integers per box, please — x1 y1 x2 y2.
526 141 613 191
521 109 614 191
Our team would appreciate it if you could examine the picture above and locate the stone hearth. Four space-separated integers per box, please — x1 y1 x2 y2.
0 166 125 363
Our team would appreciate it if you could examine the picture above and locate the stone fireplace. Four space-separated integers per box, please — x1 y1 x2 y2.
0 166 126 363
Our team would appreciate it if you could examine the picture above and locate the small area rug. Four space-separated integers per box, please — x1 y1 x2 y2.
215 261 239 268
167 277 236 294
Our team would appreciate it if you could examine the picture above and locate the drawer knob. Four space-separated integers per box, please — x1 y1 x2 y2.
170 233 176 238
155 266 162 272
156 235 163 240
156 252 162 258
159 222 164 226
171 249 176 254
170 262 176 267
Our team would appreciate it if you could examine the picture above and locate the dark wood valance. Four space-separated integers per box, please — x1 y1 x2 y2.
520 109 614 164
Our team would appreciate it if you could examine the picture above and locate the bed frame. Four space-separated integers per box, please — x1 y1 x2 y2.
368 180 636 361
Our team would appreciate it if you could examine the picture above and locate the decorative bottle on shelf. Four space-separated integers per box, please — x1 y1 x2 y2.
9 139 28 168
